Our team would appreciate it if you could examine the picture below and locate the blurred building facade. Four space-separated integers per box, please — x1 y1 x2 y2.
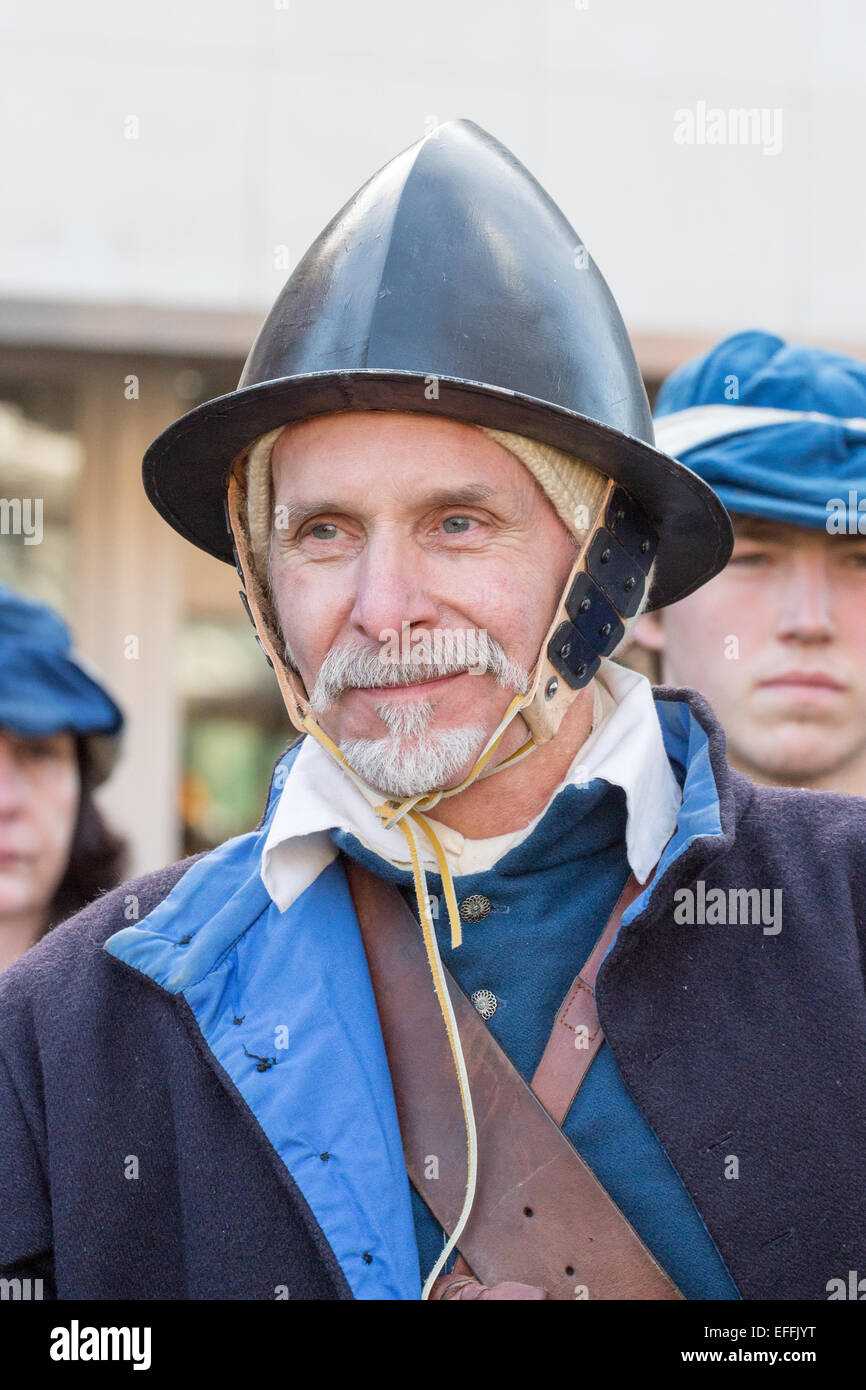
0 327 288 873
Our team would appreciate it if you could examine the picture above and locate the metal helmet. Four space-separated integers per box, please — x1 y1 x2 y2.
144 118 732 614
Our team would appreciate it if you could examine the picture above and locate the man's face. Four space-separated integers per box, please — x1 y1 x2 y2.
267 411 578 796
0 728 79 928
634 515 866 786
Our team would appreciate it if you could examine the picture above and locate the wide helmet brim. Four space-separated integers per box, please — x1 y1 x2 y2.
143 368 733 611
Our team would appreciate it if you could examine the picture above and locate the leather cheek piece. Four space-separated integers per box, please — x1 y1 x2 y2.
586 529 645 619
543 485 659 693
236 571 276 671
565 572 625 657
225 482 279 677
605 487 659 574
547 622 603 687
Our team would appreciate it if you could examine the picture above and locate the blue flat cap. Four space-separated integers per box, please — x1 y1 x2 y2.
653 330 866 531
0 585 124 782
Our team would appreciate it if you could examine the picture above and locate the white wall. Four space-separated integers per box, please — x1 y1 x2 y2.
2 0 865 348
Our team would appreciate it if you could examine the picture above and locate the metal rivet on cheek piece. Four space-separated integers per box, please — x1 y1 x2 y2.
545 677 559 700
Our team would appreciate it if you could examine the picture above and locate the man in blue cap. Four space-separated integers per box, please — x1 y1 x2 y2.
0 585 125 969
635 331 866 794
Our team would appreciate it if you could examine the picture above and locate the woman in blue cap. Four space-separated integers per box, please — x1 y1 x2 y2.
0 585 127 970
635 330 866 795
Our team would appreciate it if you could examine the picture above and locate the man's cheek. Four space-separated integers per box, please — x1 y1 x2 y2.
665 605 717 664
682 592 746 664
281 616 329 685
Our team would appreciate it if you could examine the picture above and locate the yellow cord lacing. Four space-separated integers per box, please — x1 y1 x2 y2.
301 687 538 1297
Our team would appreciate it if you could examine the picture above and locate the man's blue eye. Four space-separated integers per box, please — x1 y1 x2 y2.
442 516 472 534
310 523 338 540
731 551 769 565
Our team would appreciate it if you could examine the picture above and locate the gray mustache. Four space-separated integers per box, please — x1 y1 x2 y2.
309 631 529 712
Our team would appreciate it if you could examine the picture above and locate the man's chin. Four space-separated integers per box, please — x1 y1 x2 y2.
734 723 860 786
338 726 487 800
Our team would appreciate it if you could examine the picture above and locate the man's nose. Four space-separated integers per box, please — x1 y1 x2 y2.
774 551 836 642
348 533 441 642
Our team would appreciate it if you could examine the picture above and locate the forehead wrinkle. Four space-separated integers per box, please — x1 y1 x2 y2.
412 483 498 510
274 498 348 530
273 483 500 529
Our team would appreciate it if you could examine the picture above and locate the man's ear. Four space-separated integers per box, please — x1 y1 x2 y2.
631 610 666 653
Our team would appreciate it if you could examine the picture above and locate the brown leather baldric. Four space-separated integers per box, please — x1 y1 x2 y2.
343 855 682 1300
530 872 638 1124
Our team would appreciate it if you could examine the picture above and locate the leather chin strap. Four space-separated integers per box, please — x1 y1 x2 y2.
225 452 658 1297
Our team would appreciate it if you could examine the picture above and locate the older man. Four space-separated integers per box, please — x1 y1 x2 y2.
634 331 866 794
1 122 865 1304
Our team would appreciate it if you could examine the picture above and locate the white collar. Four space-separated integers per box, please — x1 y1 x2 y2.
260 659 682 913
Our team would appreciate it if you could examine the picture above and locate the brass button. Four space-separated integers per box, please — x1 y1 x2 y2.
471 989 498 1020
459 894 492 923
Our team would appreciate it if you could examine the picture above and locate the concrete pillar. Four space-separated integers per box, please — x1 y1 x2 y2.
74 358 184 876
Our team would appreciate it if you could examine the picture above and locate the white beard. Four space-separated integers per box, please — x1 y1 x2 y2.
304 630 529 798
340 694 487 797
340 725 488 798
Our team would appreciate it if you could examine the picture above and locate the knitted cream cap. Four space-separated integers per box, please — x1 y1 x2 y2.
476 427 611 540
